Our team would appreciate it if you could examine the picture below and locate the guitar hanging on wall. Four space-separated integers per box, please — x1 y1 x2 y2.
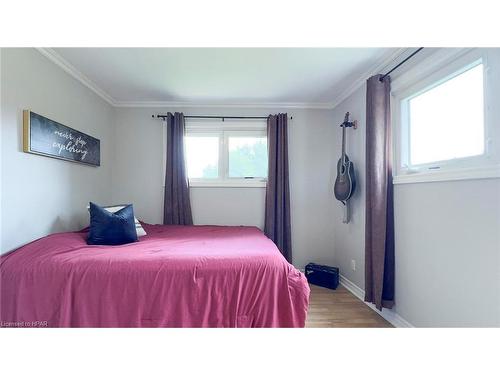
333 112 357 223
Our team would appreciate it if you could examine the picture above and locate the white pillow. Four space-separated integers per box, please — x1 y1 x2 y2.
87 204 147 237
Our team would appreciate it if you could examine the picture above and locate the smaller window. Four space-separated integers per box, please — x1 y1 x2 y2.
397 56 492 181
393 49 500 183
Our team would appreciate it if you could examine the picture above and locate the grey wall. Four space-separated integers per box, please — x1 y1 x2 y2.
331 50 500 327
330 84 367 288
190 187 266 229
0 48 115 253
393 179 500 327
112 107 336 269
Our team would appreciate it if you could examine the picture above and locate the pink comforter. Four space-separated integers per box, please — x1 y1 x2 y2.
0 224 310 328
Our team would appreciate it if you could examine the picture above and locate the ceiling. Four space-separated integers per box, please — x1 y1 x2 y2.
45 48 402 108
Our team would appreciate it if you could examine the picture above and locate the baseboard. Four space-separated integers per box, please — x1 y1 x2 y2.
339 275 414 328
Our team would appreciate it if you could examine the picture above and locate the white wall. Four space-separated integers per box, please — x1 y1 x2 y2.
112 107 336 269
331 49 500 327
0 48 115 253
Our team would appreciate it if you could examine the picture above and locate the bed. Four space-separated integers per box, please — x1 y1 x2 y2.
0 223 310 328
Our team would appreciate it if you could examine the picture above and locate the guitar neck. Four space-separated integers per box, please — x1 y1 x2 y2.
341 124 346 161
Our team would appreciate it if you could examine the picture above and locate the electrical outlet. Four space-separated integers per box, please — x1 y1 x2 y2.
351 259 356 271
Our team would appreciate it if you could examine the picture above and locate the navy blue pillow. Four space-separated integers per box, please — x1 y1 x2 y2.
87 202 138 245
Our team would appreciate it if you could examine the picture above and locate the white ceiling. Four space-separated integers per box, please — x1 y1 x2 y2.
46 48 402 107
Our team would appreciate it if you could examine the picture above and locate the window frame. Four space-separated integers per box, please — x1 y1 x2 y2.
184 120 268 188
392 48 500 184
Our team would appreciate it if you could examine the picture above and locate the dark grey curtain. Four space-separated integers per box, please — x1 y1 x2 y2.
364 75 395 310
163 112 193 225
265 113 292 263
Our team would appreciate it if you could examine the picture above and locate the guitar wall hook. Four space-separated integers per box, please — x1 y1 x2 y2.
341 112 358 130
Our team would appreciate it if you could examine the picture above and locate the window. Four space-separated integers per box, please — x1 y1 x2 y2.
393 48 500 183
185 136 219 179
184 121 268 187
227 135 267 178
406 63 484 166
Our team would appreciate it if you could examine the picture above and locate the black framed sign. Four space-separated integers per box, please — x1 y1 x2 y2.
23 110 100 166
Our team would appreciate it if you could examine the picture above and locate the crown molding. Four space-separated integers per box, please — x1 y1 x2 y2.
35 48 333 109
328 48 410 110
37 47 408 111
36 48 116 106
113 100 333 109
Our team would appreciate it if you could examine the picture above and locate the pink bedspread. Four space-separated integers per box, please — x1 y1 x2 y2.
0 224 310 328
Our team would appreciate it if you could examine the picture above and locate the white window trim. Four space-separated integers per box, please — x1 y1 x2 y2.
392 48 500 184
184 119 268 188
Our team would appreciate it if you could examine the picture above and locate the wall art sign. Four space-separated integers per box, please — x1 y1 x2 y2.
23 110 100 166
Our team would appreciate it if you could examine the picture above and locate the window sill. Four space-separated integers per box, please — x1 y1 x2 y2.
188 179 267 188
393 165 500 184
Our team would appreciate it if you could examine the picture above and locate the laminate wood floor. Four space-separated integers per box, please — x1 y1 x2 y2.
305 284 393 328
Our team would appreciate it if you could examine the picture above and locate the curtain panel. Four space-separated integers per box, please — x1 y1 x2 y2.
265 113 292 263
364 75 395 310
163 112 193 225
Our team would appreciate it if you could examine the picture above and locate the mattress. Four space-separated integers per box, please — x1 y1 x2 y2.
0 223 310 328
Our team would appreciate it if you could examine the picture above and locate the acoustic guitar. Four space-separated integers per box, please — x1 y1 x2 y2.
334 112 356 204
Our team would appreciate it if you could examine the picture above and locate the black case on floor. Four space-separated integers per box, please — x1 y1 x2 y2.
305 263 339 290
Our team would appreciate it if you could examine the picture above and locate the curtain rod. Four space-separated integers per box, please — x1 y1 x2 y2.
152 114 292 121
379 47 424 82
